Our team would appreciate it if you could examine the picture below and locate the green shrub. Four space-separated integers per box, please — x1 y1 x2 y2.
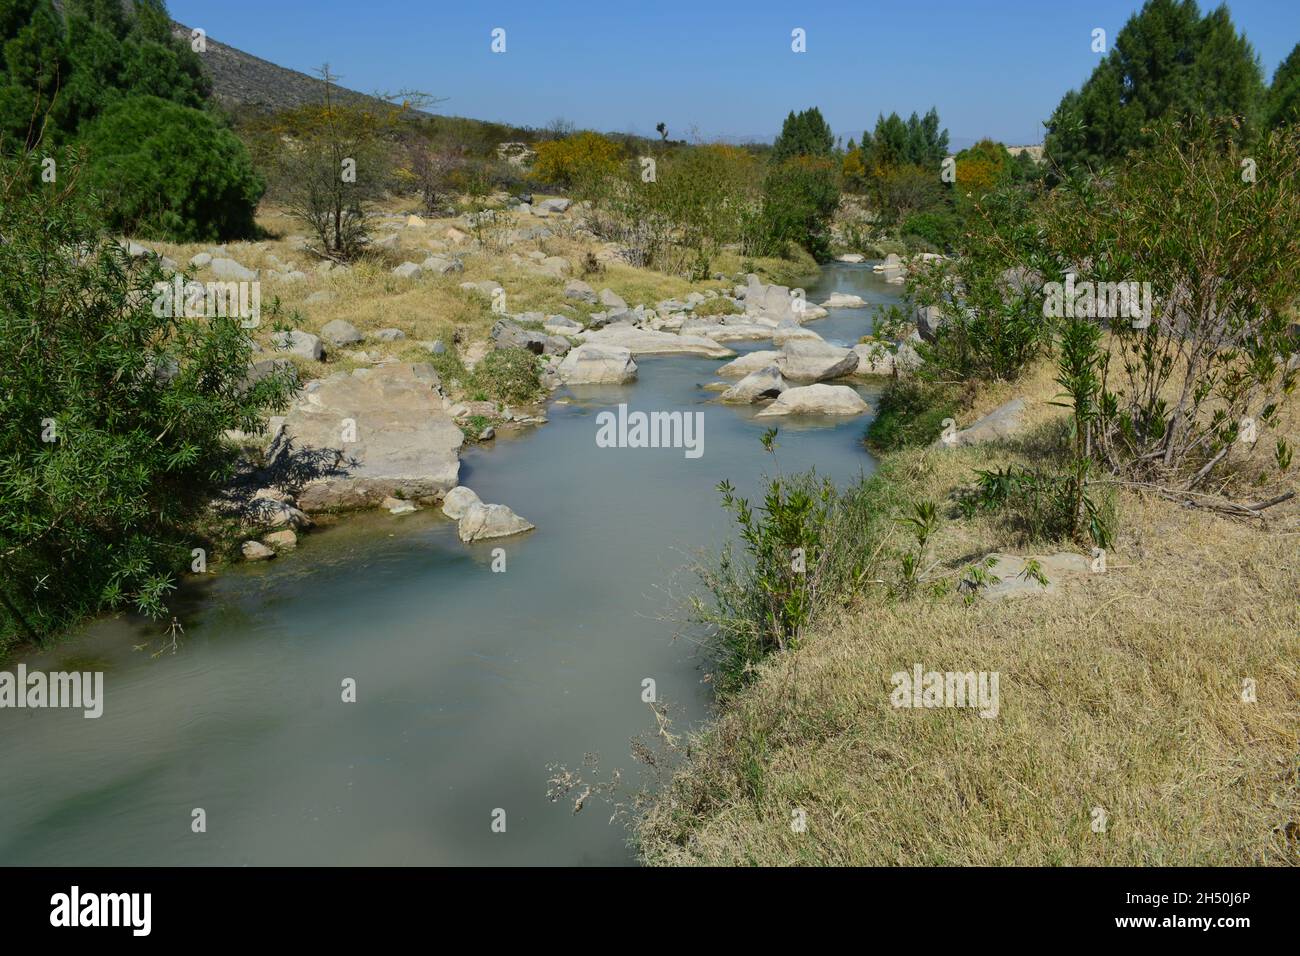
692 296 742 317
758 157 840 260
900 209 958 251
82 95 264 241
865 379 959 452
468 347 543 406
0 154 294 646
693 431 905 691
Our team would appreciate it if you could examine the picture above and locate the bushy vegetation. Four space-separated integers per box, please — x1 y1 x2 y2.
1043 0 1289 175
82 96 264 241
0 0 266 242
0 154 295 646
467 346 544 406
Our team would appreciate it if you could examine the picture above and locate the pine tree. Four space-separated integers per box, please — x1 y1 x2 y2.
1043 0 1264 174
772 106 834 161
1265 43 1300 130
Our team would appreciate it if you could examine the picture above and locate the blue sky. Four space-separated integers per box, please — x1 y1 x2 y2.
169 0 1299 147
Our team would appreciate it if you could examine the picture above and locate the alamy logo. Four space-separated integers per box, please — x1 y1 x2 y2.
1042 274 1153 329
595 403 704 459
0 664 103 718
152 276 261 328
50 886 150 936
890 663 999 718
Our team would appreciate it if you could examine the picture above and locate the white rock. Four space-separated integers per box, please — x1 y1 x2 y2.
441 486 482 519
557 344 638 384
719 366 788 404
777 340 859 382
457 502 534 542
754 384 870 418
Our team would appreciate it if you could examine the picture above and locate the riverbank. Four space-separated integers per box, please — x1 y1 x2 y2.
636 360 1300 865
0 257 900 865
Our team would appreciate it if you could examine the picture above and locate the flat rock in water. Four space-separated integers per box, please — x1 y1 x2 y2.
268 363 463 512
777 340 859 382
580 325 734 358
720 366 788 404
754 384 870 418
821 292 867 308
716 350 782 378
557 344 638 384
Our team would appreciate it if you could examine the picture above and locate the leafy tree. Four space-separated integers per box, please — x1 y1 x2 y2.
0 153 295 644
531 129 624 194
771 106 834 162
82 95 263 241
1044 0 1265 174
0 0 208 148
1044 119 1300 487
759 156 840 259
1264 43 1300 130
0 0 69 149
254 67 424 260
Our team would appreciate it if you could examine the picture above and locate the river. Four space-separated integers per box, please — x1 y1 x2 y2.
0 262 899 865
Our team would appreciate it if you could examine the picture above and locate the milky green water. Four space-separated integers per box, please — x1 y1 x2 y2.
0 264 900 865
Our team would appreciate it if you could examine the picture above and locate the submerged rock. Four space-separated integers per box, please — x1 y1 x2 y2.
579 325 734 358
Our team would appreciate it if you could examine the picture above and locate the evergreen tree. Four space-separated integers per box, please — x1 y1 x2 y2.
1043 0 1264 174
1264 43 1300 130
772 106 834 161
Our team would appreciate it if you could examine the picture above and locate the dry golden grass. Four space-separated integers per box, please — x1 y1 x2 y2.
142 197 739 382
638 360 1300 866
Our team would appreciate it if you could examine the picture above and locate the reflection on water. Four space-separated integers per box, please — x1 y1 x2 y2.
0 264 899 865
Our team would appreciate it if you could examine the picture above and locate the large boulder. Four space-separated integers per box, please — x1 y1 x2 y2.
754 384 870 418
598 288 628 310
851 342 895 376
557 344 638 384
441 485 482 519
210 258 257 281
491 318 568 355
914 304 946 342
777 340 859 382
267 363 463 511
580 325 734 358
716 350 782 379
772 323 823 347
821 292 867 308
271 330 325 361
536 197 572 214
719 366 788 404
937 398 1026 448
320 319 364 347
457 502 535 542
564 279 597 303
679 318 773 342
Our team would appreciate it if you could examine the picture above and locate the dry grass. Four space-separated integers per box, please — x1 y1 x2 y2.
142 197 741 382
637 360 1300 866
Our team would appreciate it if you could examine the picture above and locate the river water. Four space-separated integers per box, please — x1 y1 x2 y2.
0 263 899 865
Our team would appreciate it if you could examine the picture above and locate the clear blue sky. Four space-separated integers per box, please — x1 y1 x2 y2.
169 0 1299 147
